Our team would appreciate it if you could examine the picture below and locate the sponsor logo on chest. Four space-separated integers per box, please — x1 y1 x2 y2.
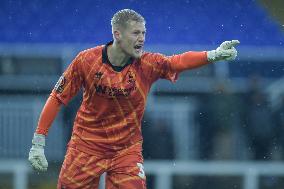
93 70 137 97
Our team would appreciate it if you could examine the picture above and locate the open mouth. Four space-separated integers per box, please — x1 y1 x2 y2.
134 44 143 51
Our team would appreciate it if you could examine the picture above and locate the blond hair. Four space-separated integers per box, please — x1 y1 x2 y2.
111 9 145 30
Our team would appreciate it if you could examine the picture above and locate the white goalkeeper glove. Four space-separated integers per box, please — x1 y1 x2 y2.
28 133 48 172
207 40 240 62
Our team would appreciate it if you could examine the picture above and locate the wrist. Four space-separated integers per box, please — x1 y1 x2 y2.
32 133 45 147
206 50 217 62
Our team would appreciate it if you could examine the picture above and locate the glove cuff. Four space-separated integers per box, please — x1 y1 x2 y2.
207 50 217 62
32 133 45 147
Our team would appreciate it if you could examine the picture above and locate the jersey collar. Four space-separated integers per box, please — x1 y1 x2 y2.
102 41 135 72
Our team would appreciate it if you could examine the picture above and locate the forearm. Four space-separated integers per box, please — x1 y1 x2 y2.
169 51 209 72
35 95 62 136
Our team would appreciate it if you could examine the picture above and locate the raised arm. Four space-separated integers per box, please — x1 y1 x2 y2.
169 40 240 72
168 51 209 72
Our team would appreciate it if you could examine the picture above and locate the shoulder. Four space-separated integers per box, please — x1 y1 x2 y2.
74 45 104 68
79 45 104 61
140 51 169 69
141 51 167 62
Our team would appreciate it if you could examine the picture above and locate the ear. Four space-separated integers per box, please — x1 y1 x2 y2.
113 30 121 40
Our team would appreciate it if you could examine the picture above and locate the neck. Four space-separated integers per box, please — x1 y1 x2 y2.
108 41 131 67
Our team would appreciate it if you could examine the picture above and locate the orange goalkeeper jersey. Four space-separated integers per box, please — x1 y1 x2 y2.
51 41 208 156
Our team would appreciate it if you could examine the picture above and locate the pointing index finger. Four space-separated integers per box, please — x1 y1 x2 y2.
221 40 240 49
231 40 240 45
227 40 240 48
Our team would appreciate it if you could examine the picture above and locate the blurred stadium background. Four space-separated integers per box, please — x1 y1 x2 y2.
1 0 284 188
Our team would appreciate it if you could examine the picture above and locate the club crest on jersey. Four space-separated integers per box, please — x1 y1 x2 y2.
95 72 103 79
54 76 66 93
127 71 136 84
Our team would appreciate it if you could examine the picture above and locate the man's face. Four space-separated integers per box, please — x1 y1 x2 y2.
116 21 146 58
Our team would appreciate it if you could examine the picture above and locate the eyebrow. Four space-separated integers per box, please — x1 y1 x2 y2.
132 29 146 32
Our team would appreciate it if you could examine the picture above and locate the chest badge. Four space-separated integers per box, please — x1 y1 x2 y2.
127 71 136 84
95 72 103 79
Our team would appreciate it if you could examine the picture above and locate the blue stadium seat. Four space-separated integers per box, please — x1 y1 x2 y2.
0 0 283 46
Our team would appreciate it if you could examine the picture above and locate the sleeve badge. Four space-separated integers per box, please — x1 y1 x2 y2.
54 76 66 93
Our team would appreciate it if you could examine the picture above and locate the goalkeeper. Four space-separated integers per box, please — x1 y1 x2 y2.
28 9 239 189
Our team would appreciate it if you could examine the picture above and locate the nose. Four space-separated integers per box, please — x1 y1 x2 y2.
138 33 145 42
